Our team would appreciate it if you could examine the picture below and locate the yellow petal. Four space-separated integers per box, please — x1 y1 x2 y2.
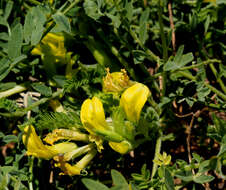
92 97 106 124
31 32 67 64
22 126 77 160
120 83 150 122
31 45 42 56
50 142 77 155
54 144 94 162
22 125 57 159
109 140 132 154
80 97 109 132
55 162 82 176
55 150 97 176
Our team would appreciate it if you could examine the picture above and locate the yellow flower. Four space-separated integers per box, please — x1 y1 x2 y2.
108 140 132 154
22 125 77 159
55 150 97 176
102 68 133 93
49 0 54 4
153 152 171 166
80 97 110 133
31 32 67 64
120 83 150 123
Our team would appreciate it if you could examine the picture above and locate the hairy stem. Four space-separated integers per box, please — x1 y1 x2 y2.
209 63 226 94
0 84 27 99
151 135 162 179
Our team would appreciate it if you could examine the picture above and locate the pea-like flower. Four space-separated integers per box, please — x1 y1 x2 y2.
120 83 150 123
80 82 150 154
22 125 77 160
55 149 97 176
31 32 67 64
102 68 133 93
80 97 111 133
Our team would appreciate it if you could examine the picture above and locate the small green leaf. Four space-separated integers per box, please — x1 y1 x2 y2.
0 58 10 81
24 10 33 43
164 45 194 71
82 178 109 190
218 143 226 157
125 1 133 22
31 83 52 97
4 1 13 20
198 160 210 173
111 170 128 187
174 45 184 64
0 55 27 81
193 174 214 184
3 135 18 143
0 32 9 41
164 168 175 190
52 13 71 33
24 6 46 45
204 15 210 34
8 23 23 59
0 82 16 91
139 8 150 45
83 0 102 20
0 16 8 27
106 13 121 28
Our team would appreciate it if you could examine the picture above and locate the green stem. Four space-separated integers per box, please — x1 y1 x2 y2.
0 84 27 99
151 135 162 179
205 83 226 101
28 157 34 190
209 63 226 94
0 89 63 117
158 0 168 97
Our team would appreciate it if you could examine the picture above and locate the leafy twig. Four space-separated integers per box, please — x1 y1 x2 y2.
151 135 162 179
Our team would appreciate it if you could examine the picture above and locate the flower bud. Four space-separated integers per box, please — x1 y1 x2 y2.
109 140 133 154
80 97 110 133
120 83 150 122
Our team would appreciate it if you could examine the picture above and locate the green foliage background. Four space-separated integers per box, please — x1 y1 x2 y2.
0 0 225 189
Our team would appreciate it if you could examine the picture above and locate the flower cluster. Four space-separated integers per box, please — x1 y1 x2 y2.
31 33 68 64
22 70 150 175
81 82 150 154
